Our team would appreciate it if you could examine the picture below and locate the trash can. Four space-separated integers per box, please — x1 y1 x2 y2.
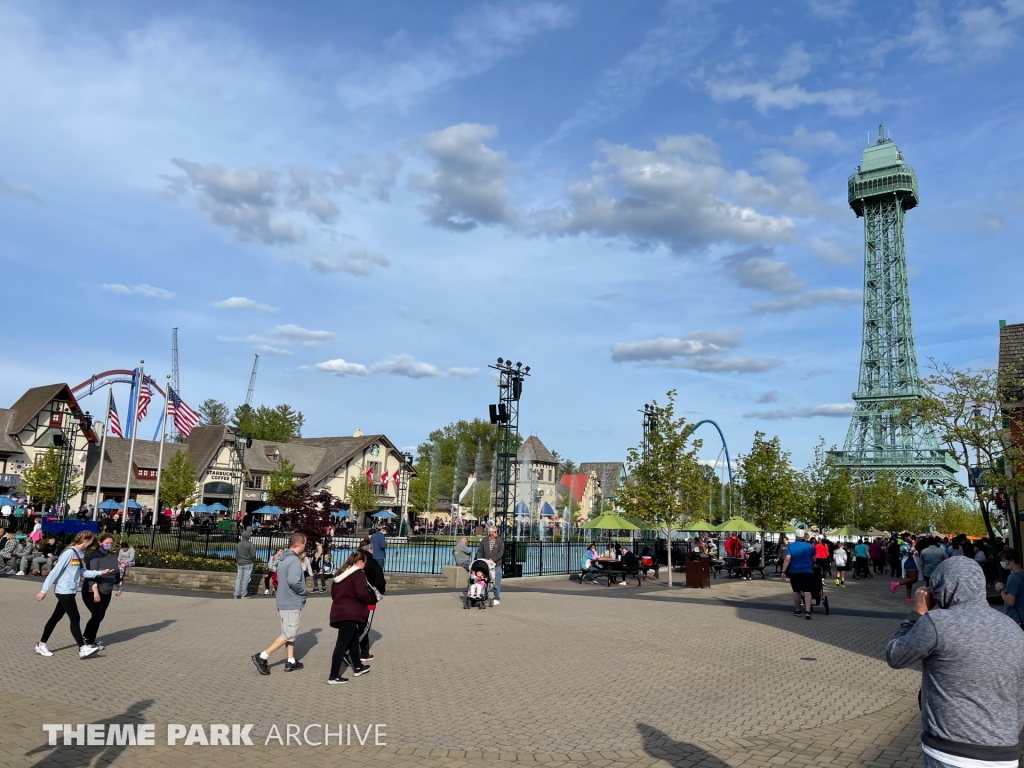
685 555 711 589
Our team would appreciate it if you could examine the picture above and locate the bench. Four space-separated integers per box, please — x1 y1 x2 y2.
712 561 768 580
579 565 642 586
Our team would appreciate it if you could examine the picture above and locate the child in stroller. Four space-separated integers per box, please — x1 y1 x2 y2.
463 559 494 609
809 564 830 615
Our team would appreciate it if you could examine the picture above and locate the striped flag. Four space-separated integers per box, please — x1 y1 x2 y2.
108 392 123 438
167 386 199 437
136 379 152 422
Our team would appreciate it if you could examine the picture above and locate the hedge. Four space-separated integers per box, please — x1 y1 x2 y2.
134 550 267 573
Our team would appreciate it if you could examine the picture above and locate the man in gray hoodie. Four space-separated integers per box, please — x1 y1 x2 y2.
233 530 257 599
886 557 1024 767
252 532 307 675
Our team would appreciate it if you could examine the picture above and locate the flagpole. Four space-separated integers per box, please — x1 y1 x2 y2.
92 382 112 522
151 374 170 549
120 361 144 536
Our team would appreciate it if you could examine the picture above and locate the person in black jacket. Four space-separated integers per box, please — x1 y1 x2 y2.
357 538 386 662
81 533 123 649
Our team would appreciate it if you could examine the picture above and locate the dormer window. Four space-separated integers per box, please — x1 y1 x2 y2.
265 447 280 462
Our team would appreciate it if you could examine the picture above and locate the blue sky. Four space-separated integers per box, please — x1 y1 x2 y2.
1 0 1022 471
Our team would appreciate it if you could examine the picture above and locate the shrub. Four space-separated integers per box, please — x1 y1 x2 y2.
135 549 267 573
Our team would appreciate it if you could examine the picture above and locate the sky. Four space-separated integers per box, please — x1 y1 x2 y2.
1 0 1022 472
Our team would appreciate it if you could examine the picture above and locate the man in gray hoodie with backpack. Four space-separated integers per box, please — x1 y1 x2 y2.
886 556 1024 767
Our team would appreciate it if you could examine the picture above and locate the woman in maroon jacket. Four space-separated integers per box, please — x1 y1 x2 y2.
328 550 371 684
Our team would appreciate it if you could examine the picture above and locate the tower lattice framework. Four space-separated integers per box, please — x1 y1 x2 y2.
831 125 957 487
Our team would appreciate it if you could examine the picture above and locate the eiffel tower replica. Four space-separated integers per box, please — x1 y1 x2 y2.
831 125 957 487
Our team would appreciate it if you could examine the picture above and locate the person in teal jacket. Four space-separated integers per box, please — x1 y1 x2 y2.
35 530 112 659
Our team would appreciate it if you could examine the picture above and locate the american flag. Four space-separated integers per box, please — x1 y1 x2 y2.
136 377 152 422
167 386 199 437
108 391 123 438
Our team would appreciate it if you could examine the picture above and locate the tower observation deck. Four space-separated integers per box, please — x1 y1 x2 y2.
830 126 958 486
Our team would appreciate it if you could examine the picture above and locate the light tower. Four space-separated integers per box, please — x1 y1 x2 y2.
831 125 958 487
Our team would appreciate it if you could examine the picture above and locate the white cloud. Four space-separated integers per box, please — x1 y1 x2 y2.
756 390 782 403
250 325 337 348
310 249 391 276
100 283 175 299
214 296 277 313
706 80 878 117
337 3 574 110
775 44 813 83
809 238 858 265
411 123 514 231
724 246 806 293
610 330 777 373
316 354 478 379
0 175 41 201
907 1 1024 62
743 403 854 419
777 125 846 152
539 135 796 253
749 288 862 314
806 0 856 19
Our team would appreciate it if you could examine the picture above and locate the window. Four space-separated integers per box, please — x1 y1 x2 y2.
548 469 553 481
49 411 63 428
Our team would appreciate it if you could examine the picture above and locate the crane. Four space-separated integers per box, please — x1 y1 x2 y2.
245 354 259 407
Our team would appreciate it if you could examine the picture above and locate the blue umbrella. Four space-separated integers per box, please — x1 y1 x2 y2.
514 501 530 517
331 509 351 518
0 495 17 506
98 499 122 510
540 502 555 518
207 502 229 512
254 505 285 516
125 499 143 510
189 503 210 513
372 509 397 519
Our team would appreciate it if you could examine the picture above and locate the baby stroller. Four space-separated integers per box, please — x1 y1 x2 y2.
809 565 830 615
462 559 494 609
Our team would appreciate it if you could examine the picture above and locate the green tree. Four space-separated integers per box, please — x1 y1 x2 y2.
803 438 854 530
159 450 200 511
346 474 379 521
271 483 336 551
934 496 988 537
267 457 297 497
736 432 800 531
21 449 80 508
198 399 230 426
231 404 305 441
620 390 710 586
898 360 1024 543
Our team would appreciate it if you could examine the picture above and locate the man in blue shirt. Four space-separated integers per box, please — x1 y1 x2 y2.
782 529 817 620
369 527 387 566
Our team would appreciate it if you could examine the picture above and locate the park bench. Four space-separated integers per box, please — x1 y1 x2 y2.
579 563 642 586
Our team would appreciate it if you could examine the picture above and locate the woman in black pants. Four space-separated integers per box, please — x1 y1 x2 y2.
35 530 111 658
327 551 371 684
358 538 386 661
82 533 122 649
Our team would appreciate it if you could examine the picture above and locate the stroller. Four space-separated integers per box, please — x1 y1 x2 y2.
809 565 830 615
462 559 495 609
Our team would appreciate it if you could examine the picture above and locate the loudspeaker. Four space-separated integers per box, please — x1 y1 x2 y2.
498 403 509 423
489 404 499 425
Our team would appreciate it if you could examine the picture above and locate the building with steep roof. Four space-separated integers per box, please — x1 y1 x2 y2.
513 435 559 519
558 471 601 521
579 462 625 509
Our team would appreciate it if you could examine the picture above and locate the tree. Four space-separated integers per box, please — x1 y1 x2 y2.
231 404 305 442
346 474 379 522
857 471 931 533
934 497 988 537
271 482 336 551
803 438 854 531
198 399 230 426
619 390 710 586
267 457 297 496
736 432 800 531
159 450 200 511
898 360 1024 543
21 449 80 508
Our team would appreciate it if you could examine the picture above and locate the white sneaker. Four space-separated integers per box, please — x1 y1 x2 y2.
35 643 53 657
79 644 99 658
92 640 105 651
16 571 25 576
492 599 500 605
264 589 270 595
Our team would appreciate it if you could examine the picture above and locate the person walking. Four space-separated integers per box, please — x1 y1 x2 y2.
869 537 885 575
477 525 505 606
833 542 849 587
327 550 372 685
35 531 112 658
887 536 903 577
891 543 920 601
887 557 1024 767
358 538 386 662
81 533 122 650
919 537 948 587
264 548 283 595
854 538 871 579
369 526 387 567
781 529 816 619
233 529 257 599
814 537 831 578
252 533 308 675
995 548 1024 628
776 535 789 573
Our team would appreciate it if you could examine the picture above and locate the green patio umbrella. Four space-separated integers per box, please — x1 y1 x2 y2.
620 515 656 530
715 516 762 533
830 525 867 537
679 520 718 532
579 512 640 530
776 524 799 533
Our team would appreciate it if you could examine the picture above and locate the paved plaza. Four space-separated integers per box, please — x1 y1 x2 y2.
2 571 937 768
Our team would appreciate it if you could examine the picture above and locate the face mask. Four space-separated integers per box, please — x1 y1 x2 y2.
101 543 113 551
1000 561 1011 571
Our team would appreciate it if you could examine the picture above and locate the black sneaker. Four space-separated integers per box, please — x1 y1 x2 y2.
251 654 271 676
360 654 374 662
352 665 371 677
284 660 304 672
805 613 812 620
327 676 348 685
792 610 803 616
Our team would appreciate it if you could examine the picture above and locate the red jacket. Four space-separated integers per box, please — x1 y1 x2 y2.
814 542 829 559
329 567 371 625
725 536 743 558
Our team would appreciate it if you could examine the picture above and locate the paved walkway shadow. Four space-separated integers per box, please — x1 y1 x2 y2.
291 626 322 659
24 698 153 768
637 723 730 767
48 620 177 653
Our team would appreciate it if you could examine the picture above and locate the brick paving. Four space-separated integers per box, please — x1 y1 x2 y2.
0 571 938 767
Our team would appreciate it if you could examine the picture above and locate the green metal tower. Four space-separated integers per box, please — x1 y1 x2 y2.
831 125 958 487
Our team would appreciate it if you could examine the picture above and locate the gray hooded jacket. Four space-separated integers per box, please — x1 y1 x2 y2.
235 531 257 566
886 557 1024 762
275 548 308 611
